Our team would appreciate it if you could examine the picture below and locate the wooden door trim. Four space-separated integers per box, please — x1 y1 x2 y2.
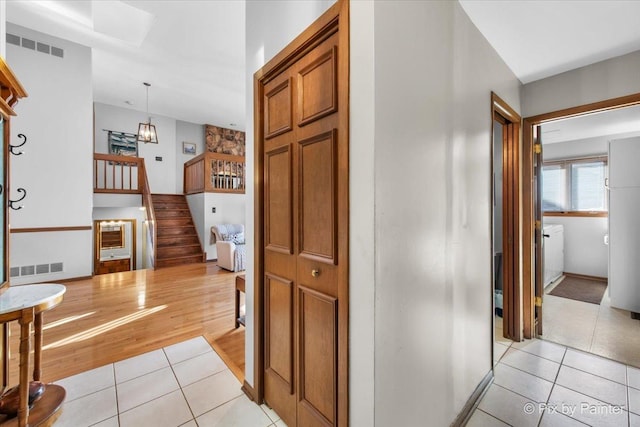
253 3 349 426
522 91 640 338
93 219 137 275
491 92 522 342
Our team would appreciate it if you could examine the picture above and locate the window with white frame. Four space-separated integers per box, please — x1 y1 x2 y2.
542 157 607 213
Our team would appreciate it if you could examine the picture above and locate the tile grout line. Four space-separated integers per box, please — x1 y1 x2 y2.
508 344 629 387
477 408 514 427
485 383 537 426
505 344 564 364
498 358 559 384
112 363 121 427
629 367 634 427
56 336 260 426
164 346 198 426
588 302 603 353
536 347 566 427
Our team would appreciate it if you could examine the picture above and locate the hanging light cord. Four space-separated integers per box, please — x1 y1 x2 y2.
144 82 151 120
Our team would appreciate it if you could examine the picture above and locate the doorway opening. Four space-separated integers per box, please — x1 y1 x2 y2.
523 93 640 366
93 218 137 275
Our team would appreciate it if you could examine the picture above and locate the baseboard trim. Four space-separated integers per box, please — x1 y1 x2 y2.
11 226 92 233
564 272 607 282
242 380 257 402
451 369 494 427
56 275 94 283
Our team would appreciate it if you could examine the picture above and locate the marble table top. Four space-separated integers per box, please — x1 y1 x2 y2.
0 284 66 315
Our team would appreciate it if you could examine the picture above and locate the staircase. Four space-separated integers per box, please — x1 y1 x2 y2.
152 194 205 268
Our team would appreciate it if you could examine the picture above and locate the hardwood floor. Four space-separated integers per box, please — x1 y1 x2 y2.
6 263 246 386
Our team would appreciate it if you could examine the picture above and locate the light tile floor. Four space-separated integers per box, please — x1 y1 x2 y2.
471 337 640 426
53 336 287 427
543 277 640 368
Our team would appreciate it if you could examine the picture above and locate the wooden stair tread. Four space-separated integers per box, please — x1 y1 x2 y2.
157 252 204 260
150 194 204 269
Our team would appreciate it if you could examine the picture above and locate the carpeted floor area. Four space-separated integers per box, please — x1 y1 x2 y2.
548 276 607 305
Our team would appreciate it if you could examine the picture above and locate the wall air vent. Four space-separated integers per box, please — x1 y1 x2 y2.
51 47 64 58
7 33 64 59
37 42 50 54
10 263 64 277
20 265 35 276
7 33 20 46
36 264 50 275
21 38 35 50
50 262 64 273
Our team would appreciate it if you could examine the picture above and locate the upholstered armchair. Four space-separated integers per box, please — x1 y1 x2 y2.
211 224 246 272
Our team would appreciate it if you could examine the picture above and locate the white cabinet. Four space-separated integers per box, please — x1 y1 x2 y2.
608 137 640 314
544 224 564 287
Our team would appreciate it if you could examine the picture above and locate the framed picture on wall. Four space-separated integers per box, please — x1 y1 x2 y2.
108 131 138 157
183 141 197 155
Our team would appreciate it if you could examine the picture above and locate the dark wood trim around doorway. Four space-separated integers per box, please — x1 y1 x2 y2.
492 92 522 342
522 92 640 338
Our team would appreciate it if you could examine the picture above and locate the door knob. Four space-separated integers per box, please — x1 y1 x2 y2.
311 269 320 277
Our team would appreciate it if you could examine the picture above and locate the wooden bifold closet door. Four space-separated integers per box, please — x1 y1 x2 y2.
255 1 349 427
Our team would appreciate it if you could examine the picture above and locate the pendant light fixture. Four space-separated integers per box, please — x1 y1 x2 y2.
137 82 158 144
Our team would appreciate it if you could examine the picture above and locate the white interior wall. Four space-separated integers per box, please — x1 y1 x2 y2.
202 193 245 260
372 2 521 425
522 50 640 117
93 194 142 208
1 0 6 59
543 131 640 161
10 231 91 285
543 216 608 278
94 102 178 195
186 193 244 261
175 120 205 194
7 23 93 283
348 1 376 425
244 0 335 394
186 193 205 256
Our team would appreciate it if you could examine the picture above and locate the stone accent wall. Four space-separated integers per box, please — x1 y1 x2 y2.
205 124 245 156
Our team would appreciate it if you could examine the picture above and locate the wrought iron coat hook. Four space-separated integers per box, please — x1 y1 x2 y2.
9 188 26 210
9 134 27 156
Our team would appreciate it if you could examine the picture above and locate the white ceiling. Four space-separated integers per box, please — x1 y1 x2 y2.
6 0 246 128
459 0 640 84
541 104 640 145
460 1 640 145
5 1 640 134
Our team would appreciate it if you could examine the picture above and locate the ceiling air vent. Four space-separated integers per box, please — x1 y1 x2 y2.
7 33 64 59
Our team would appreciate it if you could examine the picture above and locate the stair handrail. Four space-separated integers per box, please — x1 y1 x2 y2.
139 158 157 269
